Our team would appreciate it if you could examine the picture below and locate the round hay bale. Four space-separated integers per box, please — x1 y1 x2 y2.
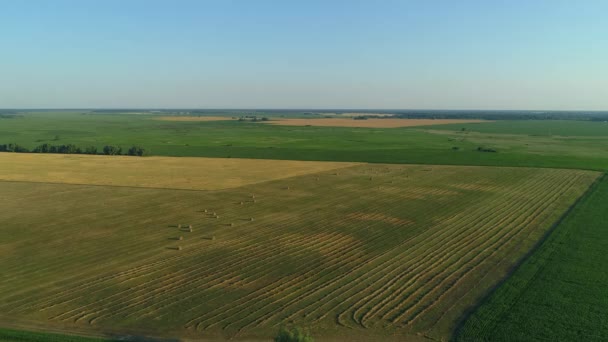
179 236 183 240
177 246 182 251
250 217 254 222
178 224 182 228
211 236 216 241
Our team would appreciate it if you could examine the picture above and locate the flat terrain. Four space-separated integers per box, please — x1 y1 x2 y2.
1 112 607 171
262 118 488 128
0 153 355 191
425 119 608 137
0 156 599 340
155 116 236 122
457 175 608 341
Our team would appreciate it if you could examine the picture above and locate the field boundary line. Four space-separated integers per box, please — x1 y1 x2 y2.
451 172 606 341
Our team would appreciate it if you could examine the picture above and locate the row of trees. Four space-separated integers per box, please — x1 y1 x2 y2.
0 143 29 153
0 143 147 156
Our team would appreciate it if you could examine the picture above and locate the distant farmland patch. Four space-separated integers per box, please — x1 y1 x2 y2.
0 153 357 190
154 116 235 122
262 118 489 128
0 161 598 340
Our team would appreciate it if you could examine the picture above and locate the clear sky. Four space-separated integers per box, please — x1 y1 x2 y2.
1 0 607 110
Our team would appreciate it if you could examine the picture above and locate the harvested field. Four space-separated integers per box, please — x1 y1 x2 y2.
261 118 488 128
0 154 356 190
154 116 236 122
0 162 599 340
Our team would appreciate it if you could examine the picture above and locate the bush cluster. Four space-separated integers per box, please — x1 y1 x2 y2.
274 327 313 342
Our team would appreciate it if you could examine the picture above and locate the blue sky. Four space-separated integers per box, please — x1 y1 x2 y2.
1 0 606 109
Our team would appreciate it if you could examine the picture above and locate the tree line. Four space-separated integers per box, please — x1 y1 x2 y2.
0 143 147 156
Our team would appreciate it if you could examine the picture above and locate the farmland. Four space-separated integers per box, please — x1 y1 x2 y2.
2 112 608 341
456 175 608 341
0 153 355 191
0 153 599 340
259 118 489 128
1 112 608 170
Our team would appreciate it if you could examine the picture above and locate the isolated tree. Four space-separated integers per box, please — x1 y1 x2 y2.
274 327 313 342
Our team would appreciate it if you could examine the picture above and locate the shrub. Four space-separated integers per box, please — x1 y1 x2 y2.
477 146 497 153
32 143 51 153
127 146 146 156
274 327 313 342
84 146 98 155
0 143 29 153
102 145 122 155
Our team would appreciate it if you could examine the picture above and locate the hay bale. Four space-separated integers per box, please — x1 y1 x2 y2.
204 209 208 213
230 223 234 227
178 224 182 229
253 199 257 203
177 246 182 251
216 215 220 219
240 201 244 205
249 217 254 222
188 224 192 229
211 236 216 241
188 227 193 232
251 194 255 199
178 236 183 240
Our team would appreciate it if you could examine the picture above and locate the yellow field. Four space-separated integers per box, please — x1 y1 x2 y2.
0 156 599 340
0 153 357 190
261 118 489 128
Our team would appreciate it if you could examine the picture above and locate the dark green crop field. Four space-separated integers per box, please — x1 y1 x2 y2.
456 175 608 341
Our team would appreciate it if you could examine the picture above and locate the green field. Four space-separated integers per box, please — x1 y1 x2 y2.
456 175 608 341
1 112 607 170
0 156 598 340
426 119 608 137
